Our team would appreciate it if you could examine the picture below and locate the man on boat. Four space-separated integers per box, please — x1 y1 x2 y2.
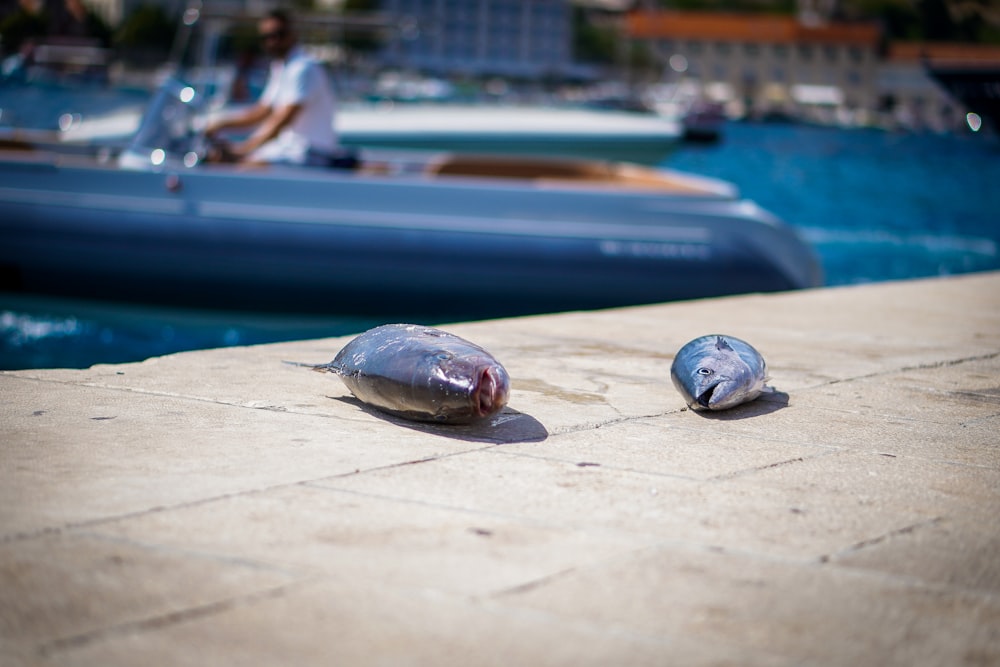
204 9 337 166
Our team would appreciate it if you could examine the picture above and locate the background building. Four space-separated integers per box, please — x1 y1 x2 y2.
626 10 882 123
5 0 997 129
379 0 572 79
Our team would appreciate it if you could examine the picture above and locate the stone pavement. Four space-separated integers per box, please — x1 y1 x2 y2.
1 272 998 666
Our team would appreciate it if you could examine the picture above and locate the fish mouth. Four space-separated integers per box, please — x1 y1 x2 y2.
695 382 721 409
474 365 510 418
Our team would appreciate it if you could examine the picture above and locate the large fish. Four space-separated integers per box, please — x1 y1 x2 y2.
295 323 510 424
670 334 769 410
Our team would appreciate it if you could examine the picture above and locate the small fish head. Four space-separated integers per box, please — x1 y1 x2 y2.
421 349 510 422
671 338 758 411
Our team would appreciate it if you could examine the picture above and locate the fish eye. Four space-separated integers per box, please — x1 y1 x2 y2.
697 368 713 376
435 352 453 361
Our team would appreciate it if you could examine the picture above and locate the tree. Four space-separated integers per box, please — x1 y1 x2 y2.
0 5 48 56
842 0 1000 42
115 4 177 65
340 0 382 54
573 7 617 64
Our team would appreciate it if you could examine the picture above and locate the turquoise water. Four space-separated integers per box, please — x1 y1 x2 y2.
668 122 999 286
0 295 384 370
2 120 998 370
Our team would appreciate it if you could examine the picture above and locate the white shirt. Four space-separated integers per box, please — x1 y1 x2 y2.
251 46 337 164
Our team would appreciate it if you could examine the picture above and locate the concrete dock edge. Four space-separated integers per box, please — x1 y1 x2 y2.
2 272 998 666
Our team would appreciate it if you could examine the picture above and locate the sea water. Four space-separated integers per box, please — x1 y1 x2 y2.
2 121 998 370
669 122 999 284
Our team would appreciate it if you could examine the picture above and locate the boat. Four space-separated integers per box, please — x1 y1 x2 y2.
677 100 727 142
336 102 683 164
54 98 683 164
641 82 726 143
0 80 822 321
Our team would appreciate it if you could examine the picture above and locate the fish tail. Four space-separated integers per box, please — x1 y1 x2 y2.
282 360 342 374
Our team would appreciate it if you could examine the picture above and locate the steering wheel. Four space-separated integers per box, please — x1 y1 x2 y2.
191 131 237 164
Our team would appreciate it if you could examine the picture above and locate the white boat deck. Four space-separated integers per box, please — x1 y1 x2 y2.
338 103 683 137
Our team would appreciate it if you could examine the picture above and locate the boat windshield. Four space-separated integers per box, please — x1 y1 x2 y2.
119 79 204 170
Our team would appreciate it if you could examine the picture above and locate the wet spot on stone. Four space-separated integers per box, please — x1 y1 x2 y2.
514 378 607 405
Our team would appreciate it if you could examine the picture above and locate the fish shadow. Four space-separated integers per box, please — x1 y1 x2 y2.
330 396 549 443
691 389 790 420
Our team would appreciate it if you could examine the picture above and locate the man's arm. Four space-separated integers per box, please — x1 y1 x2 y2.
231 102 303 160
204 102 272 136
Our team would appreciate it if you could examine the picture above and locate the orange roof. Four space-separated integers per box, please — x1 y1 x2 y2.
626 11 881 47
888 41 1000 64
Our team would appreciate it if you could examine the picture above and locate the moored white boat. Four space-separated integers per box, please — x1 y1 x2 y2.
336 102 683 164
57 97 682 164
